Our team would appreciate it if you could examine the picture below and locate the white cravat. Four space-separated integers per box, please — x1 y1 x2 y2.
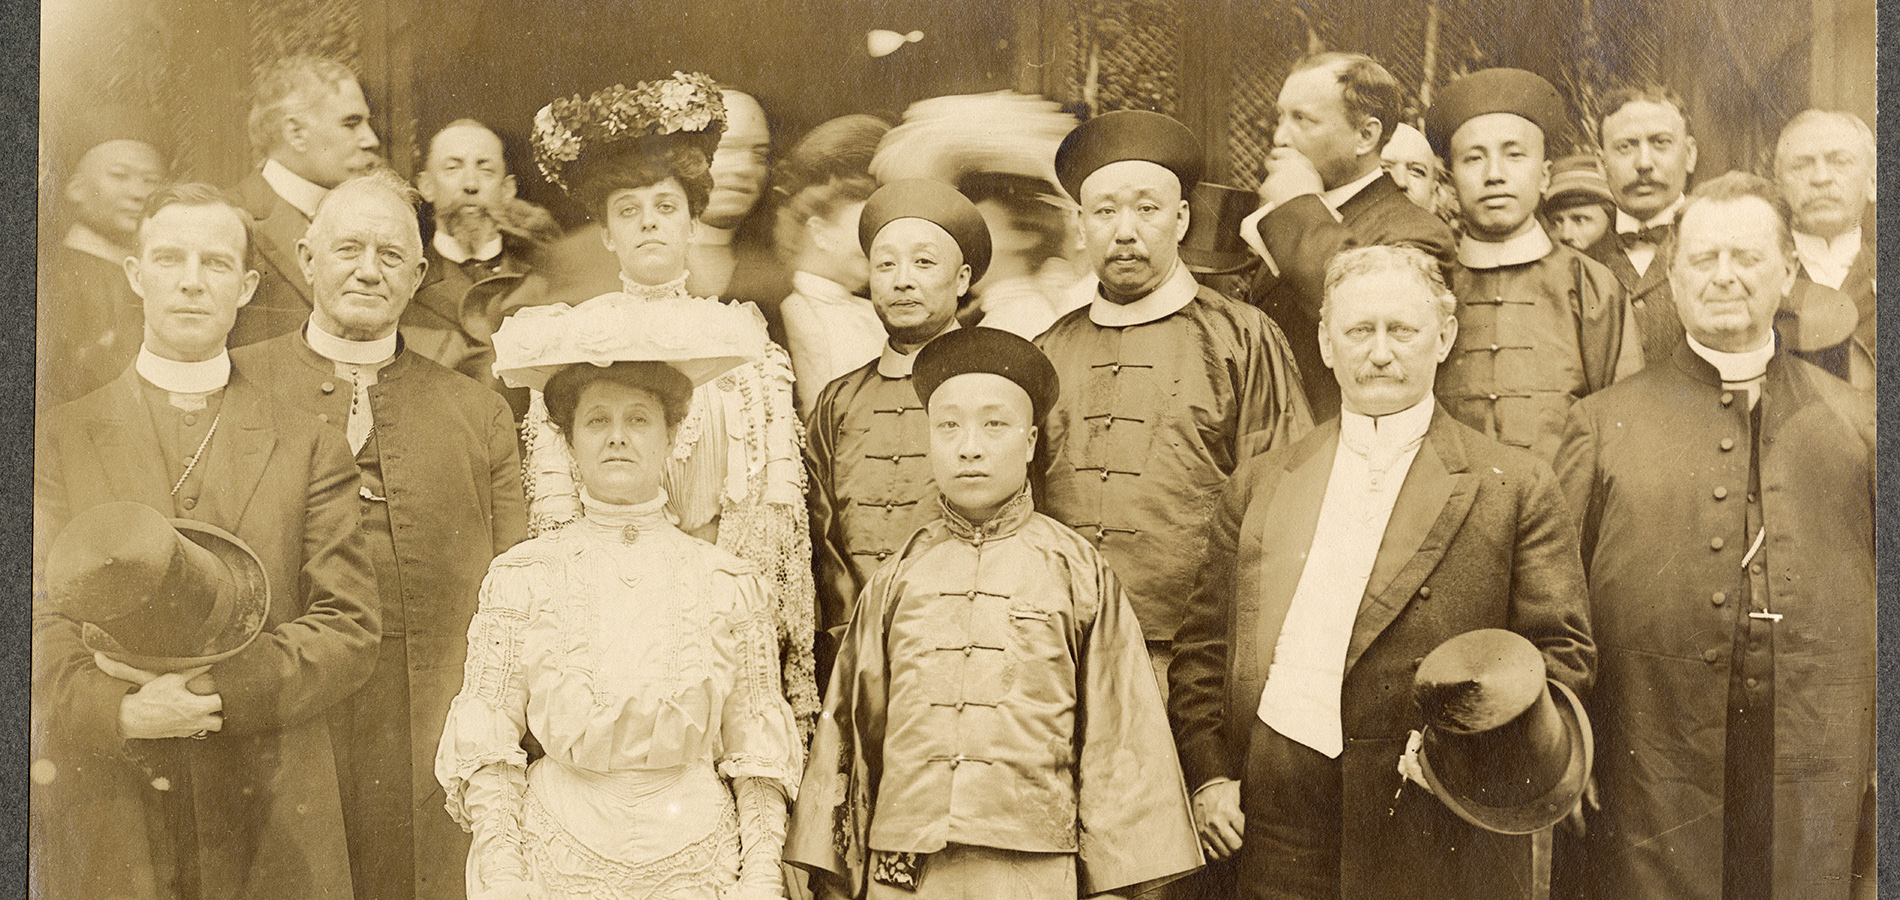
1257 396 1435 758
432 229 503 265
1686 333 1774 411
1614 196 1686 278
1792 228 1861 290
305 318 397 452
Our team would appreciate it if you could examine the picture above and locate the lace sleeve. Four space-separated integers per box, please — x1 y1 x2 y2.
435 552 545 889
522 391 581 537
715 569 804 799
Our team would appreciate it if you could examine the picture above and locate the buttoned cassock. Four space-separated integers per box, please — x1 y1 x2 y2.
1437 230 1638 461
228 169 316 348
1554 343 1874 900
1036 265 1312 644
33 366 379 900
1167 407 1594 899
784 493 1202 897
232 332 528 900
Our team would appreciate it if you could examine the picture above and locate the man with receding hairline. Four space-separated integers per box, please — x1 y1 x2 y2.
233 170 527 900
1775 109 1876 368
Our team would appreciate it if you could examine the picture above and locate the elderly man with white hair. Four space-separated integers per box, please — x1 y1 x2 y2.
1775 109 1876 371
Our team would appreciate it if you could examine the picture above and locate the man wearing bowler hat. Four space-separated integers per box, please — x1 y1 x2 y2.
1168 245 1593 899
788 327 1201 900
1037 109 1311 695
1424 68 1640 462
804 178 989 683
33 182 379 899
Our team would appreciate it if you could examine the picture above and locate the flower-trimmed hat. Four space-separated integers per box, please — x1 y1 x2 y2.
532 71 728 194
491 294 766 392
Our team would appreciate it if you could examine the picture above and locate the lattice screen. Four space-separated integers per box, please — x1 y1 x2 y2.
1059 0 1183 117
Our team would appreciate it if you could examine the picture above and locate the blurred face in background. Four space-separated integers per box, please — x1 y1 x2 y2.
66 139 166 245
703 91 770 229
1275 64 1379 189
289 78 381 188
1381 125 1440 210
419 123 515 251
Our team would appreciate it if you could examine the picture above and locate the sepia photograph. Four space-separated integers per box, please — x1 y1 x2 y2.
31 0 1877 898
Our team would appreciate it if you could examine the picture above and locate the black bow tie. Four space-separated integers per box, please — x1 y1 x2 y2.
1619 222 1675 249
460 254 503 276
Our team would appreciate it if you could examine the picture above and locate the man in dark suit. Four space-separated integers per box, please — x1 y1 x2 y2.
34 183 379 899
1774 109 1875 384
1585 85 1697 365
232 169 528 900
1170 245 1593 900
1243 51 1456 421
228 54 381 348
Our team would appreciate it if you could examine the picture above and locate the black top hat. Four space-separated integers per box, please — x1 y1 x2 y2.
1412 628 1593 835
46 502 269 673
1178 182 1260 276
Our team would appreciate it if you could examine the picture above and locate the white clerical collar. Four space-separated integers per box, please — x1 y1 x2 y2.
136 345 231 393
63 223 133 265
1339 394 1435 457
1615 195 1686 235
305 317 398 366
433 229 502 264
1321 167 1384 214
1686 332 1775 382
877 320 958 378
792 272 868 309
1458 225 1553 269
1090 260 1199 327
262 158 329 219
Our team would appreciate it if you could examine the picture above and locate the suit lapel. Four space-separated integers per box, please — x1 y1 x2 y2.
192 374 277 530
252 195 313 303
86 370 174 509
1249 424 1339 681
1345 411 1478 673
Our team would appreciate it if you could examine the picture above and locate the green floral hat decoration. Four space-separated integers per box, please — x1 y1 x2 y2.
532 71 728 193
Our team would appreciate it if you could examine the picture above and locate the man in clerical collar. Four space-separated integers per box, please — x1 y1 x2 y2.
1554 171 1874 900
803 178 988 685
1036 109 1310 707
34 182 378 899
1241 51 1456 420
231 169 527 900
788 326 1201 900
39 110 168 406
1586 84 1698 364
1423 67 1639 462
1775 109 1876 366
1169 244 1593 899
403 118 557 414
228 54 382 348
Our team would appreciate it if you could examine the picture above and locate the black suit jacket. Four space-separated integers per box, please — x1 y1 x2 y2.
1585 227 1681 366
1246 173 1455 421
228 169 316 348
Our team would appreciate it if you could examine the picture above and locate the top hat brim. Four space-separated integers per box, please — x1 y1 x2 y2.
84 520 270 673
1419 679 1593 835
1179 247 1260 276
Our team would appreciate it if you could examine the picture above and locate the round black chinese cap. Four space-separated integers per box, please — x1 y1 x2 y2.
1054 110 1202 202
913 327 1060 424
858 178 993 284
1423 68 1568 158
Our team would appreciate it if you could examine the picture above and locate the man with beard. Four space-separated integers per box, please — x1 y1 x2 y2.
232 170 528 900
1586 85 1697 364
39 110 168 405
403 119 558 416
1774 110 1875 385
1242 52 1456 421
229 55 382 347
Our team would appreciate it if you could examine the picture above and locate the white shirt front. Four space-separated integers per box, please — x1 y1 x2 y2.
1256 395 1435 758
781 272 885 411
1614 195 1686 278
1792 228 1862 290
433 229 503 265
262 158 329 219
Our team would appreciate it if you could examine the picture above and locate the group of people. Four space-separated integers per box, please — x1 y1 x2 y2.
31 42 1872 900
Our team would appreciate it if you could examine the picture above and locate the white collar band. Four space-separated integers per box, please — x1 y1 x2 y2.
136 346 231 394
306 317 398 366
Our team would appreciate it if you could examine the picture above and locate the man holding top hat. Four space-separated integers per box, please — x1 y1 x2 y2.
33 182 379 899
787 327 1202 899
1167 244 1593 899
1424 68 1640 462
804 178 989 682
1036 109 1311 695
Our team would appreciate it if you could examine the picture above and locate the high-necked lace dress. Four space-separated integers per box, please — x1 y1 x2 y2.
437 489 802 899
517 274 819 737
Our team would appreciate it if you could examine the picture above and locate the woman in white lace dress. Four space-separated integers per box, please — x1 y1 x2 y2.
437 358 801 900
513 74 818 736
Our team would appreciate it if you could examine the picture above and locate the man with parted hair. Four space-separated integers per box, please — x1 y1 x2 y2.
232 169 528 900
1171 243 1592 899
1774 109 1876 371
1556 171 1873 900
34 182 379 899
1585 84 1698 364
228 54 382 347
1242 51 1456 421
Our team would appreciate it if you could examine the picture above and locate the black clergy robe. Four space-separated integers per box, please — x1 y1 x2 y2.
1036 263 1312 643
